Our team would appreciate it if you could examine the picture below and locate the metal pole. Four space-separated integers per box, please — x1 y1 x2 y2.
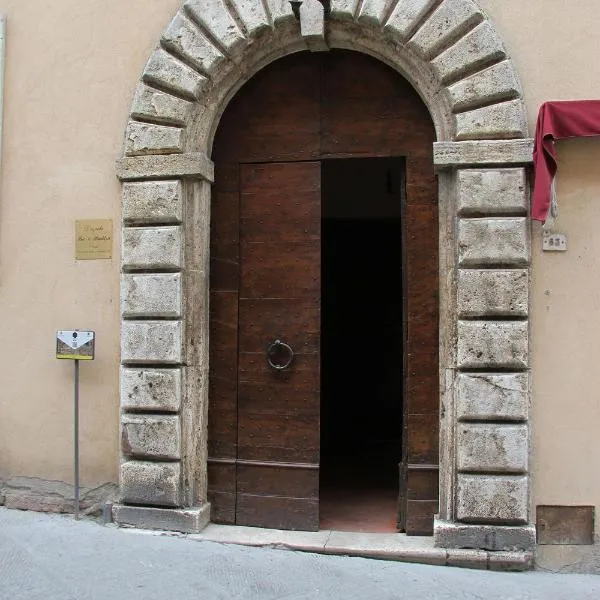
74 359 80 520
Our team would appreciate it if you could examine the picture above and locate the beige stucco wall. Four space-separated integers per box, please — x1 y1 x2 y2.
480 0 600 535
0 0 181 485
0 0 599 534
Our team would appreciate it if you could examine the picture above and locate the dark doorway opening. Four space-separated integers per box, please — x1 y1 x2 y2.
320 157 405 532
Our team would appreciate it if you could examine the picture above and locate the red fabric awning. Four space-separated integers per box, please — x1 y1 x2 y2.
532 100 600 222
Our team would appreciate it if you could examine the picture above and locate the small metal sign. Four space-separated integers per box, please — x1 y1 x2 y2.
56 330 95 360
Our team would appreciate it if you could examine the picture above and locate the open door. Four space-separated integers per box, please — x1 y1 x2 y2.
235 161 321 530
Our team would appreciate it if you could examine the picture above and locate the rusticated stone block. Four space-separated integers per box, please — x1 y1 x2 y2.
113 504 210 534
185 1 245 54
233 0 270 35
457 168 527 215
265 0 296 24
143 47 207 100
457 321 528 369
122 415 181 460
120 461 181 507
358 0 387 24
457 423 528 473
447 60 521 113
434 518 536 551
385 0 437 41
458 269 528 317
409 0 483 59
458 218 529 266
434 140 533 168
125 121 185 156
457 474 528 523
121 273 182 318
121 321 182 365
122 226 182 271
117 152 214 182
123 180 183 225
456 99 527 141
456 373 529 421
131 84 193 127
162 12 225 75
121 367 182 413
432 22 505 84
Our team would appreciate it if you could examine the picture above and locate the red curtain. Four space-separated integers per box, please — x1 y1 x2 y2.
532 100 600 222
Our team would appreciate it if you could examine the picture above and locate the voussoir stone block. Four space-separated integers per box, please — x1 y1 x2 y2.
122 226 182 271
163 12 225 75
358 0 387 24
265 0 297 24
385 0 437 41
121 273 182 318
456 373 529 422
457 423 528 474
458 269 528 317
120 461 181 507
131 84 193 127
121 367 182 413
122 180 183 225
125 121 185 156
122 415 181 460
457 474 528 524
447 60 521 113
121 321 182 365
457 321 528 369
458 218 529 266
185 1 245 55
409 0 483 59
432 22 505 84
457 168 527 215
456 99 527 141
143 47 207 100
234 0 270 35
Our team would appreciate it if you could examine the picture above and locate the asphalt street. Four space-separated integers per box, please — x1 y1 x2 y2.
0 507 599 600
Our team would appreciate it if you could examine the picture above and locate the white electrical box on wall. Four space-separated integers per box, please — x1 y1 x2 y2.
542 232 567 252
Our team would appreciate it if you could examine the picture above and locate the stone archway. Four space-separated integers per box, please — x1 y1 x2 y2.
115 0 535 555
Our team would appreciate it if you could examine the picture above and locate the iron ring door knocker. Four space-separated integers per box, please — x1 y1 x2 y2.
266 339 294 370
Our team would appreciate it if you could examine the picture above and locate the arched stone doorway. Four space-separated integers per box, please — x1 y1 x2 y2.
116 0 535 553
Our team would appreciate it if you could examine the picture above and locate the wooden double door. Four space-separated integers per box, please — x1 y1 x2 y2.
208 51 439 534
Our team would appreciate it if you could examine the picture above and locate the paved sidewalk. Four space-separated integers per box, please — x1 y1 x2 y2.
1 507 599 600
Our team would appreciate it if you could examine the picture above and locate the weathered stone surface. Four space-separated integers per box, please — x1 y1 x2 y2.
131 84 193 126
121 321 183 365
121 367 182 413
456 373 529 422
120 461 181 507
122 415 181 460
163 12 226 75
457 474 528 523
488 550 534 571
458 218 529 266
143 47 207 100
300 0 327 50
234 0 270 34
457 168 527 215
358 0 387 24
122 180 183 225
384 0 436 41
265 0 297 24
434 140 533 167
121 273 182 318
456 99 528 141
432 22 504 85
434 518 536 551
446 548 488 569
125 122 185 156
409 0 483 59
117 152 214 182
330 0 359 19
457 269 528 317
185 0 245 54
113 503 210 534
457 423 528 473
122 226 182 271
447 60 521 112
457 321 528 369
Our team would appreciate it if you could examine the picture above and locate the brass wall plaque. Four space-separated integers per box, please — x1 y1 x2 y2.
75 219 113 260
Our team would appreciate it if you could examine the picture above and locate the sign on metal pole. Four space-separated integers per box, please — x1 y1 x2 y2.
56 330 95 520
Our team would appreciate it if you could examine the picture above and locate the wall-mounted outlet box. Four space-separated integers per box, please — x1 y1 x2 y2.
542 232 567 252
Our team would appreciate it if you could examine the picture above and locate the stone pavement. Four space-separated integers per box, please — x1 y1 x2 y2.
1 508 599 600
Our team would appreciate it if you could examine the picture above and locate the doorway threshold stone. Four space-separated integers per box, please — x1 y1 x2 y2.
185 524 533 571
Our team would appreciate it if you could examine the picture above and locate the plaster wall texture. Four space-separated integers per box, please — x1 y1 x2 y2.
0 0 599 538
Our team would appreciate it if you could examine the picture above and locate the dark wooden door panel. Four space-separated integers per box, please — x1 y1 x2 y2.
236 161 321 531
